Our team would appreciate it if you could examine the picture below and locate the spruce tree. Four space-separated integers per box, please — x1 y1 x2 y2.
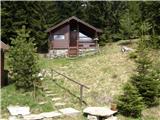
8 26 41 91
117 82 144 118
131 50 160 107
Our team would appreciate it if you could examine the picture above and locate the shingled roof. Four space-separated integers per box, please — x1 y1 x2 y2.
45 16 102 33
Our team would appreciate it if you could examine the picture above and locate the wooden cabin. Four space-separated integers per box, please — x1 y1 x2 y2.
0 41 9 87
46 16 102 57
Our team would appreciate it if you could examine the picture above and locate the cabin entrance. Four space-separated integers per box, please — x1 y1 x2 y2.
70 31 77 47
69 21 79 56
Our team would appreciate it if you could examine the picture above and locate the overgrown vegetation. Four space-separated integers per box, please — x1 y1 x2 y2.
8 26 41 91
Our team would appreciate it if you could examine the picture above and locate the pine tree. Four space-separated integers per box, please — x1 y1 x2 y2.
8 26 41 91
119 2 141 40
131 50 160 107
117 82 144 118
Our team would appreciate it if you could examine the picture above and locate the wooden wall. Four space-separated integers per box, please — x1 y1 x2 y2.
50 24 70 49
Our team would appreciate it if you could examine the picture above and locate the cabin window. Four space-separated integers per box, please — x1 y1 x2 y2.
54 35 65 40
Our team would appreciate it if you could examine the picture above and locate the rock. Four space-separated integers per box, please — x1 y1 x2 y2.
54 103 66 106
38 101 47 105
23 114 44 120
87 115 98 120
59 108 80 116
55 102 66 107
45 91 53 94
105 116 118 120
7 106 30 116
83 107 117 117
121 46 134 53
46 94 57 97
51 97 62 101
40 111 62 118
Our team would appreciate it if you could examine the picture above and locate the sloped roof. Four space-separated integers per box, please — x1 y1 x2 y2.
0 41 9 50
45 16 102 33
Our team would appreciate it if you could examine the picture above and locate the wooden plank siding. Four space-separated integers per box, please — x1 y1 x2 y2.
50 24 70 49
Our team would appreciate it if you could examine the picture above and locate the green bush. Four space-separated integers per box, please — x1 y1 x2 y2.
117 82 144 118
8 26 41 91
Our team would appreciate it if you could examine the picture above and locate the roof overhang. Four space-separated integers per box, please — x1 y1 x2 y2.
45 16 103 33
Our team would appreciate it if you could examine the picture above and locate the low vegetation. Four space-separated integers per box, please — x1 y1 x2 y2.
1 40 160 119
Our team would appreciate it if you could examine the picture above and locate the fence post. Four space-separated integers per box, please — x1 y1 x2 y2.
80 85 83 105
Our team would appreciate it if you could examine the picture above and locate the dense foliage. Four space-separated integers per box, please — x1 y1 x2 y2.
131 50 160 107
1 1 160 49
117 82 144 118
8 26 41 90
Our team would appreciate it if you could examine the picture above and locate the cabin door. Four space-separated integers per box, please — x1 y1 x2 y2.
70 31 77 47
69 31 78 56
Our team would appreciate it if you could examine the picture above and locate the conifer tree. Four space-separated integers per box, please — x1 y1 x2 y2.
131 50 160 107
117 82 144 118
8 26 41 91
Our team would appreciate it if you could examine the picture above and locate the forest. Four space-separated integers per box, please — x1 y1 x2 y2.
1 1 160 120
1 1 160 51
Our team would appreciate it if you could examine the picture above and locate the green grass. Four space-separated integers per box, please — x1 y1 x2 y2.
1 84 54 118
1 40 160 119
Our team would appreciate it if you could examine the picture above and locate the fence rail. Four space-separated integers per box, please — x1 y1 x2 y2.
51 69 89 105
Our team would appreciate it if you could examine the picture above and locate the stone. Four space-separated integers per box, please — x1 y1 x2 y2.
55 102 66 107
59 108 80 116
43 118 53 120
23 114 44 120
83 107 117 117
7 106 30 116
55 102 66 108
38 101 47 105
51 97 61 101
45 91 53 94
40 111 62 118
121 46 134 53
87 115 98 120
105 116 118 120
46 94 57 97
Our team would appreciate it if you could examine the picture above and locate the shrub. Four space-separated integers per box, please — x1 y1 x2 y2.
8 26 41 91
117 82 144 118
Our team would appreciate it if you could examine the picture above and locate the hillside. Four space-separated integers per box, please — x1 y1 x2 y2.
1 40 160 120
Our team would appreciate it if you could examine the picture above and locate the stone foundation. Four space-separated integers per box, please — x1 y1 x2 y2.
47 48 97 58
47 49 68 58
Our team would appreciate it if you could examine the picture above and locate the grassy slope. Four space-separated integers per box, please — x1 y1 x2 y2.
1 40 160 119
